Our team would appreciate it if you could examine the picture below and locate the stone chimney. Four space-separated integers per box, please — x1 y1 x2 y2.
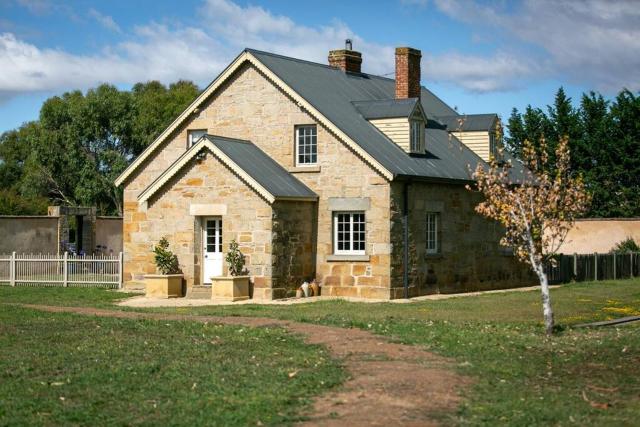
328 39 362 73
395 47 422 99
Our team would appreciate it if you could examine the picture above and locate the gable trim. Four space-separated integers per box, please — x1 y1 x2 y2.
116 50 394 187
138 139 295 206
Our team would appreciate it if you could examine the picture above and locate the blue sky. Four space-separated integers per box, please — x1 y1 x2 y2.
1 0 639 133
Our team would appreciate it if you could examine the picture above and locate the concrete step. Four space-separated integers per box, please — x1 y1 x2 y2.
187 286 212 299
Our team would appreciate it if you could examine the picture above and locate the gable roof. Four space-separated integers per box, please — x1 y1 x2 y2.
437 114 498 132
352 98 421 120
138 135 317 205
117 48 523 187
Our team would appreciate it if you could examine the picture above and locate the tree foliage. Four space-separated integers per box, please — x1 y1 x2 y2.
611 237 640 254
0 80 199 215
471 134 590 335
505 88 640 218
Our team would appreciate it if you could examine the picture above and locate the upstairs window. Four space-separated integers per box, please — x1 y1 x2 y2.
489 132 497 159
295 125 317 166
410 120 423 153
333 212 366 255
426 212 439 254
188 129 207 147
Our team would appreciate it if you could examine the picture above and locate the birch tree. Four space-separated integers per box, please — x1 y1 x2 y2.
471 134 590 335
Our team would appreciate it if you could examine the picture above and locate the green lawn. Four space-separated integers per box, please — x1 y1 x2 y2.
145 280 640 426
0 305 344 426
1 279 639 425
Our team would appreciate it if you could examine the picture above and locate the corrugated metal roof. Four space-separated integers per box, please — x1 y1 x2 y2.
352 98 419 119
207 135 317 199
247 49 525 183
436 114 497 132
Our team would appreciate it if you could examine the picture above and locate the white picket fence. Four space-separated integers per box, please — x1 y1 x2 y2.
0 252 123 289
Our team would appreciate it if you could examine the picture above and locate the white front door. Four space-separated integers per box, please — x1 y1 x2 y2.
203 217 223 284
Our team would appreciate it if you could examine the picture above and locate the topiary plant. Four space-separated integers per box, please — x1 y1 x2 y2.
152 237 181 275
225 239 246 276
611 237 640 254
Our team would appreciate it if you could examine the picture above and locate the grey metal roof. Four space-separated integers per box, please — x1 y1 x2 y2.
436 114 497 132
247 49 525 183
206 135 317 200
352 98 420 120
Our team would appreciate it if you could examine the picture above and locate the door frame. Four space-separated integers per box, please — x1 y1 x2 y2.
201 216 223 285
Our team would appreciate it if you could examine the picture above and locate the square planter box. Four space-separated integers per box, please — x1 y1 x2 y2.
145 274 184 298
211 276 250 302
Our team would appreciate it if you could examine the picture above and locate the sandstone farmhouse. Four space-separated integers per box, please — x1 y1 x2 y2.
116 43 533 299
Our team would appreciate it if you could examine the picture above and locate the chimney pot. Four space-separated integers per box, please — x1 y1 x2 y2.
328 40 362 73
395 47 422 99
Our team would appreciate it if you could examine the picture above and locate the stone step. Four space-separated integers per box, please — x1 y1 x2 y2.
187 286 212 299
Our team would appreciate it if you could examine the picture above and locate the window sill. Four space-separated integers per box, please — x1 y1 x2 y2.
288 165 321 173
326 254 370 262
424 253 443 259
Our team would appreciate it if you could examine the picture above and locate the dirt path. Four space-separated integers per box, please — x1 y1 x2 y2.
18 304 468 426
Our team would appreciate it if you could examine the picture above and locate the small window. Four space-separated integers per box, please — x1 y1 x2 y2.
188 129 207 147
426 212 439 254
410 120 422 153
489 132 497 159
295 125 317 166
333 212 365 255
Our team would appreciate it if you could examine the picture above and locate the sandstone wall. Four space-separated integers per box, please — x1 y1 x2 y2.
132 153 273 292
271 200 316 298
390 181 534 297
123 62 391 297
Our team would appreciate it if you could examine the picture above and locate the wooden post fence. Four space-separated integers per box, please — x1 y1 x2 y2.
2 252 122 288
10 251 16 287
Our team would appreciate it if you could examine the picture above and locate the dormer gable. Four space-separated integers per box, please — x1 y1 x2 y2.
353 98 427 154
438 114 499 161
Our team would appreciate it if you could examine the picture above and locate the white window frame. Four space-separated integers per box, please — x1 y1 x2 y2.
410 120 423 153
188 129 207 147
295 125 318 166
333 211 366 255
426 212 439 254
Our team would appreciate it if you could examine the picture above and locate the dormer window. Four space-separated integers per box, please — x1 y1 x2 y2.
188 129 207 147
410 120 423 153
295 125 317 166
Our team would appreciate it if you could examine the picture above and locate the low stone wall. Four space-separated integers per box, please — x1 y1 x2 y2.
0 214 122 256
0 216 59 254
557 219 640 254
95 217 123 254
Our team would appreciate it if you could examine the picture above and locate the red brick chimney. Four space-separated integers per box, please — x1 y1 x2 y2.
328 39 362 73
395 47 422 99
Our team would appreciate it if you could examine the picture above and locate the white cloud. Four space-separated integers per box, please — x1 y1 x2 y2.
15 0 52 15
88 8 121 33
425 51 545 92
433 0 640 91
5 0 633 103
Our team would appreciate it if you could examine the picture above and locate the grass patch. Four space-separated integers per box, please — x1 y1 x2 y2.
149 279 640 426
0 286 127 308
2 279 639 425
0 306 344 426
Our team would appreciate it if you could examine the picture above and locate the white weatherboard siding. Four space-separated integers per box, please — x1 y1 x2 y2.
452 131 491 161
370 118 410 152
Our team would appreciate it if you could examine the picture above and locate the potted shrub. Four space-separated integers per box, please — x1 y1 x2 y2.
145 237 183 298
211 239 250 302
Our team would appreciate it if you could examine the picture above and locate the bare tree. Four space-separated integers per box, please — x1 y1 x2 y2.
470 133 590 335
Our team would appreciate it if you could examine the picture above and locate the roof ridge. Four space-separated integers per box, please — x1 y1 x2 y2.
205 134 252 144
245 47 399 83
